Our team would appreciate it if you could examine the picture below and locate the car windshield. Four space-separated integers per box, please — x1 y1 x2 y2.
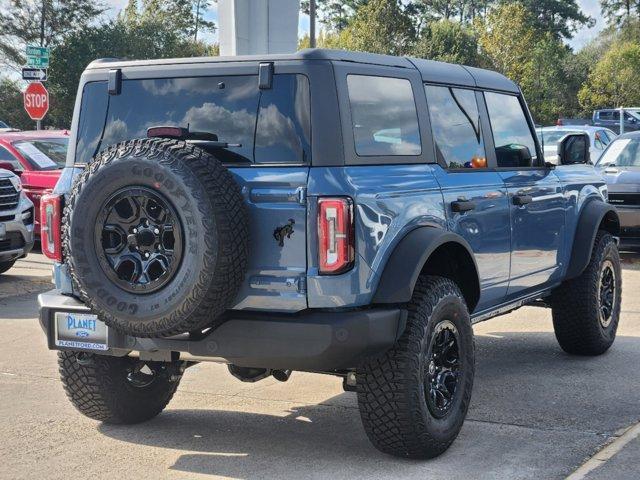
12 138 68 170
537 130 581 148
596 137 640 167
0 121 8 128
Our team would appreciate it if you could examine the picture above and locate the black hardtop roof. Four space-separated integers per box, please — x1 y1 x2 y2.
86 48 519 93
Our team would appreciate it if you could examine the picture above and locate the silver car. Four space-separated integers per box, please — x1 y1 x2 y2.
596 132 640 248
0 168 35 274
537 125 617 165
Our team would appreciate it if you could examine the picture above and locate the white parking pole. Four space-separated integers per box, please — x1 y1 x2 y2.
620 106 624 135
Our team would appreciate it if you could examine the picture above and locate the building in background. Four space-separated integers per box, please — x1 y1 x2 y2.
218 0 300 55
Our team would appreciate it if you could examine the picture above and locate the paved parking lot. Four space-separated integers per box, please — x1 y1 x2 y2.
1 251 639 480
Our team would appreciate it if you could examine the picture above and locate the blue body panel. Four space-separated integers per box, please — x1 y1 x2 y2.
307 165 445 308
228 167 309 312
431 166 511 311
499 169 565 295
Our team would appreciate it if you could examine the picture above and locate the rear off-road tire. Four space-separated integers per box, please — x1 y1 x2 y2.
357 275 475 459
551 230 621 355
64 138 249 337
58 351 184 424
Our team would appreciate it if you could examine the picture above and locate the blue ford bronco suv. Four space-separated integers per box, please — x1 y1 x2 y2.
39 49 622 459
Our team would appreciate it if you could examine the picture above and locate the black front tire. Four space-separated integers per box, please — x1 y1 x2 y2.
551 230 622 356
357 276 475 459
0 259 16 275
58 351 184 424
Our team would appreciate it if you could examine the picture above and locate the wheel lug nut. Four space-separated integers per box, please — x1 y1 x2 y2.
154 228 160 234
145 252 150 258
133 228 138 233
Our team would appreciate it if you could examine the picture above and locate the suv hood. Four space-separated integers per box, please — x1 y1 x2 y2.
0 168 15 179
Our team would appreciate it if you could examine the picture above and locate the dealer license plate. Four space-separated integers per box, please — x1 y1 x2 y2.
54 312 108 351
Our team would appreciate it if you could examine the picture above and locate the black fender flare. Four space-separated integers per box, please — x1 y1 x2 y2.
565 199 620 280
373 227 480 311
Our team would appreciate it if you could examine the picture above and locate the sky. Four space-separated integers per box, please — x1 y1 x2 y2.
106 0 604 51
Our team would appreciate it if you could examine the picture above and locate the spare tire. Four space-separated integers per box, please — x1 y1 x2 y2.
63 138 249 337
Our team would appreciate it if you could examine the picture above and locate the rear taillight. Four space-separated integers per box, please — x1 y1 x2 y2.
41 193 62 262
318 197 354 275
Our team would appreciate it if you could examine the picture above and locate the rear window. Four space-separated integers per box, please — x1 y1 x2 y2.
75 74 311 165
346 75 421 157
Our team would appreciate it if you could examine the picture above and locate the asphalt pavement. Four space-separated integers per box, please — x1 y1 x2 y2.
1 252 639 480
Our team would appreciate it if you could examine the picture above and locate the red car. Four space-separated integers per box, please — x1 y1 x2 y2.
0 130 68 237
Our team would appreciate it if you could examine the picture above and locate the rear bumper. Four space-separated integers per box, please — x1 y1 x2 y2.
38 290 406 371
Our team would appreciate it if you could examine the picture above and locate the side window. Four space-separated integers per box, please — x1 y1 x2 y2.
0 146 22 171
347 75 421 156
425 85 486 169
255 74 311 164
595 130 609 149
599 111 612 121
484 92 538 168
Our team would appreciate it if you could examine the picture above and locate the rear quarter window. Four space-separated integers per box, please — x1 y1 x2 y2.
75 74 311 165
346 75 421 157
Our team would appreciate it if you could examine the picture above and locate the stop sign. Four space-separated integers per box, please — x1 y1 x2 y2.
23 82 49 121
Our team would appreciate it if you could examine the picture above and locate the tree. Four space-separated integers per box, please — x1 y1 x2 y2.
412 19 480 66
404 1 495 32
0 78 33 130
600 0 640 26
46 17 215 128
0 0 106 67
300 0 368 31
478 3 576 123
336 0 415 56
579 42 640 111
507 0 594 39
121 0 215 40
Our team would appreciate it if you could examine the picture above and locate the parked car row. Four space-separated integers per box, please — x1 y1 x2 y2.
557 108 640 134
0 167 34 275
537 125 617 164
0 130 67 276
0 130 67 237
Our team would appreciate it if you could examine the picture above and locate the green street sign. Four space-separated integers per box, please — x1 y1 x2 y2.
26 45 50 68
26 45 49 57
27 56 49 68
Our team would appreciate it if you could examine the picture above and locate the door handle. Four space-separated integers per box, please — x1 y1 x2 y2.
451 200 476 212
513 194 533 206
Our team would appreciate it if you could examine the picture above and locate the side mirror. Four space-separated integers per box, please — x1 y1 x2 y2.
0 161 17 173
558 133 590 165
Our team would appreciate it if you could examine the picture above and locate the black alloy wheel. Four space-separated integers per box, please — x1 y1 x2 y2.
96 187 183 294
598 259 616 328
425 320 461 418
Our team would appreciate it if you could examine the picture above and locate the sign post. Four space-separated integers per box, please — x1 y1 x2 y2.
23 82 49 129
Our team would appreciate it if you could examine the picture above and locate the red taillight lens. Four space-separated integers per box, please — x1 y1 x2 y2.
318 197 354 275
41 193 62 262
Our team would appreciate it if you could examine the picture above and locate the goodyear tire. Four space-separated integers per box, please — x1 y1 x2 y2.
357 276 475 459
64 138 249 337
58 351 184 424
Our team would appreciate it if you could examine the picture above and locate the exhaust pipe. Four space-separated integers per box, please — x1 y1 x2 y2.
227 365 292 383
